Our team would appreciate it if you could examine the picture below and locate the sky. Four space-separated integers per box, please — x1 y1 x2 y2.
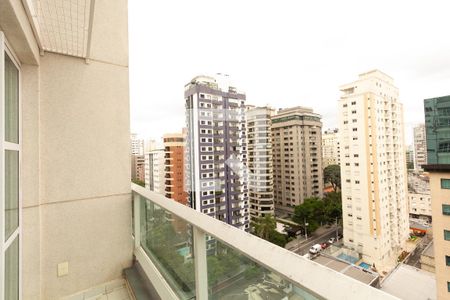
129 0 450 145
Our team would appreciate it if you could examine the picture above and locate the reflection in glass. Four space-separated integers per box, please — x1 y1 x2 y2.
5 53 19 144
5 150 19 240
5 237 19 300
139 194 195 299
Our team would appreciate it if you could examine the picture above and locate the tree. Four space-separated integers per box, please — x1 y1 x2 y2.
132 178 145 187
292 197 325 234
252 215 276 240
324 164 341 192
251 215 289 247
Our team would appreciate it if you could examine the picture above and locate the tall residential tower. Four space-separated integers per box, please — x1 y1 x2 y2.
271 107 323 216
185 75 249 230
246 106 275 220
339 70 409 268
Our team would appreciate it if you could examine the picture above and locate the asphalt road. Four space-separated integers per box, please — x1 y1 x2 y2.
289 227 342 255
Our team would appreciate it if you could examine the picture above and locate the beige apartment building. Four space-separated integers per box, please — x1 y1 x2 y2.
271 107 323 216
322 128 340 168
145 148 165 194
423 166 450 300
339 70 409 269
246 106 275 220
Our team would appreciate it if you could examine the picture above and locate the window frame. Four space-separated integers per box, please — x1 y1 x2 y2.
441 178 450 189
0 32 22 300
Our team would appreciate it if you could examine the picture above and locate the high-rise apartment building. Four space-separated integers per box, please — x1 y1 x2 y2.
414 124 428 170
271 107 323 216
246 106 275 220
130 133 144 155
339 70 409 268
163 133 187 205
185 75 249 230
131 154 145 183
423 95 450 300
322 128 341 168
145 148 165 194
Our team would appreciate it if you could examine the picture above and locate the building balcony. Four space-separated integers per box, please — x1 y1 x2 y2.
129 184 397 299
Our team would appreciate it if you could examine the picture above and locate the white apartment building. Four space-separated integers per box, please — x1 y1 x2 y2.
339 70 409 268
413 124 427 170
145 148 165 194
322 128 341 168
246 106 275 220
407 171 431 219
130 133 144 155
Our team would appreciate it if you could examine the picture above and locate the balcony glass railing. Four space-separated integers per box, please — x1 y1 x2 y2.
131 184 399 300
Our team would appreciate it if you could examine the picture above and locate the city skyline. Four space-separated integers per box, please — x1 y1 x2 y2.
129 1 450 144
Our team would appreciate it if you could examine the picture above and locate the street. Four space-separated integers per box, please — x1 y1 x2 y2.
287 226 342 255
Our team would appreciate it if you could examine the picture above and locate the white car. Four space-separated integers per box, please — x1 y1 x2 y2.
328 237 336 244
309 244 322 254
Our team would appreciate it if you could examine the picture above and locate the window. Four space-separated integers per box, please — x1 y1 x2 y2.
446 256 450 266
1 41 21 300
445 230 450 241
441 179 450 189
443 204 450 216
448 282 450 292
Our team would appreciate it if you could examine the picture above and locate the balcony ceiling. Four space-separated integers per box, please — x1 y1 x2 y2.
28 0 92 58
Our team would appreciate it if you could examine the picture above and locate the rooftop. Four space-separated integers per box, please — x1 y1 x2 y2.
380 264 436 300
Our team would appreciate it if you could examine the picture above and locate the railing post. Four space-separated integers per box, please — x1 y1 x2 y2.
193 226 208 299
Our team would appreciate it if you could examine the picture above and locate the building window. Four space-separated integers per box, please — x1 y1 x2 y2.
443 204 450 216
445 230 450 241
448 282 450 292
441 179 450 189
446 256 450 266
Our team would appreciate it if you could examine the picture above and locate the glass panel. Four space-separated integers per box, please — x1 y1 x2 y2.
446 256 450 266
444 230 450 241
443 204 450 216
5 236 19 300
139 195 195 299
5 150 19 240
207 239 321 300
5 53 19 144
441 179 450 189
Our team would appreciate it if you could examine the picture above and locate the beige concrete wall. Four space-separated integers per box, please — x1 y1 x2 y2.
3 0 132 298
428 172 450 300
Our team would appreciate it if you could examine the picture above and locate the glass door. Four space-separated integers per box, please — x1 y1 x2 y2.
0 31 21 300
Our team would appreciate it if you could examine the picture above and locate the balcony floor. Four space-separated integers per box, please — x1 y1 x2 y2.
61 279 132 300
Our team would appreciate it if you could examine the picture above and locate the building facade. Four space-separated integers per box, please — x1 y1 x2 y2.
271 106 323 216
423 95 450 299
322 128 341 168
413 124 428 170
407 171 431 219
163 133 187 205
145 149 165 194
246 106 275 220
339 70 409 268
425 96 450 165
131 154 145 183
185 75 249 230
131 133 144 155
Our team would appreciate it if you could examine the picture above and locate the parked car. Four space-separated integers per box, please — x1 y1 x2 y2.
328 237 336 244
309 244 322 254
321 242 329 249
